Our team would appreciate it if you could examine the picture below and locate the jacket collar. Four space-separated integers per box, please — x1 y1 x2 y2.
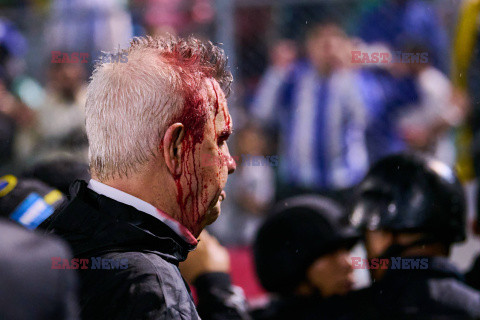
42 180 197 263
87 179 198 246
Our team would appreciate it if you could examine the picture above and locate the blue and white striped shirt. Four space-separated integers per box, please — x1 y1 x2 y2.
252 62 369 190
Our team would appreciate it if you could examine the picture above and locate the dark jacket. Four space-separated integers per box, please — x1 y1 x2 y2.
352 256 480 319
251 294 356 320
466 254 480 291
0 219 78 320
41 180 249 320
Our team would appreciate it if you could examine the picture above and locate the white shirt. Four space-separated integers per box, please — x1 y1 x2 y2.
87 179 197 245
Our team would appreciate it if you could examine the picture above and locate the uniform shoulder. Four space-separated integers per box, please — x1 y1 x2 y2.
0 219 71 267
428 278 480 317
0 220 77 319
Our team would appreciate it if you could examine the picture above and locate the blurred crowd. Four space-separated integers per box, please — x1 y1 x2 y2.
1 0 480 319
216 0 471 245
0 0 475 243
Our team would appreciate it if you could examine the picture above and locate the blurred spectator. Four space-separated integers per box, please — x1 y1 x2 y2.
46 0 133 64
143 0 185 35
0 111 16 169
397 45 466 166
0 218 79 320
143 0 214 37
180 230 231 283
235 6 272 86
180 230 250 319
252 195 359 320
0 72 35 173
0 17 44 111
219 125 276 245
358 0 449 73
354 43 419 164
33 63 88 162
0 17 28 78
250 39 298 128
0 70 34 127
0 76 35 128
0 18 42 173
251 23 368 200
22 158 90 196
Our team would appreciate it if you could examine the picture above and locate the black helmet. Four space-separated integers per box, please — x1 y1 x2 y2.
350 153 466 244
254 195 360 295
22 158 90 195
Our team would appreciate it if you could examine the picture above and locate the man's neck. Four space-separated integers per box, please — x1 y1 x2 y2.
91 172 179 222
89 176 199 244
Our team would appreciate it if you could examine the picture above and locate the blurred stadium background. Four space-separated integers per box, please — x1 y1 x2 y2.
0 0 479 301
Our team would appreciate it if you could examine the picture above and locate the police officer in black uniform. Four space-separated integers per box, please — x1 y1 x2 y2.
349 153 480 319
0 175 78 319
252 195 360 320
465 187 480 291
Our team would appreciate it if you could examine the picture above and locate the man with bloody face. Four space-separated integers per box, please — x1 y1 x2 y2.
41 36 248 320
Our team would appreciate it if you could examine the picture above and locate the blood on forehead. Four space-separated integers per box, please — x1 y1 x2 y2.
207 79 232 135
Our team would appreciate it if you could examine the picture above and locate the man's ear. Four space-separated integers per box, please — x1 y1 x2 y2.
162 123 185 177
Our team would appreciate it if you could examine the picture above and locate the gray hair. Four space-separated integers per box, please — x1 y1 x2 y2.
85 35 232 180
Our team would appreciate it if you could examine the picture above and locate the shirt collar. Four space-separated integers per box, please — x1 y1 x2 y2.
87 179 198 245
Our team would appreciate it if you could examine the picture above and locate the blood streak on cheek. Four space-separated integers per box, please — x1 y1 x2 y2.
211 83 224 177
211 80 231 134
212 83 232 182
212 81 220 136
173 89 208 228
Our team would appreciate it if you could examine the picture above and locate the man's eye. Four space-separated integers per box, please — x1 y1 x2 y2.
217 135 228 146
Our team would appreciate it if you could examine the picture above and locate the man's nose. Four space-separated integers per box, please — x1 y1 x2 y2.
227 154 236 174
222 144 236 174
